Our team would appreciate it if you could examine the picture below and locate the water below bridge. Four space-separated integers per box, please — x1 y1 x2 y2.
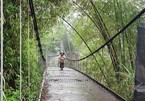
40 67 125 101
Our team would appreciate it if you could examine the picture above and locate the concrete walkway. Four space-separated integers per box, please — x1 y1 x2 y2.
40 67 124 101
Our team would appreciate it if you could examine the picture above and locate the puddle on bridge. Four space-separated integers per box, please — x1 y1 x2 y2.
40 67 124 101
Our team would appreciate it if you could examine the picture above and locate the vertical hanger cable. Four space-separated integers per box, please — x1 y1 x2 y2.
1 0 3 100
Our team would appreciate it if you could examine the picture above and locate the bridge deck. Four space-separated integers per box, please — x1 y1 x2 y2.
40 67 124 101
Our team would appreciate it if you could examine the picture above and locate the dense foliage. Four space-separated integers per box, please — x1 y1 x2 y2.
3 0 71 100
3 0 145 100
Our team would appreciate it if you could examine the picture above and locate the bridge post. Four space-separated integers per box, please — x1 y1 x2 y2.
134 23 145 101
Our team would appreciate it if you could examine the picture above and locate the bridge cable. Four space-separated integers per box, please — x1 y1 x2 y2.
59 16 107 80
29 0 45 61
67 8 145 61
19 0 22 100
1 0 4 100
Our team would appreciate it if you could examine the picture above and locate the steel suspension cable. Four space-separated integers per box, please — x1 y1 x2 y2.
59 16 107 80
29 0 45 61
1 0 3 100
19 0 22 100
67 8 145 61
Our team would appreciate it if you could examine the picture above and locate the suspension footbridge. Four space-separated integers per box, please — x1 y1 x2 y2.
40 67 125 101
1 0 145 101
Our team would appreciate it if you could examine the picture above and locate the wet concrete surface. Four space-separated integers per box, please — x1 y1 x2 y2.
40 67 124 101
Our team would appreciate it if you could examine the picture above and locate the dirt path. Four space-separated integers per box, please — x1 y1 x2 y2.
40 67 125 101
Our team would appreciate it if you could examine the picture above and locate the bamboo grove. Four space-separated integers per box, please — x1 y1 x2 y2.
2 0 145 100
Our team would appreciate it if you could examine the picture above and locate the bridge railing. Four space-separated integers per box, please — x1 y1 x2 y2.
63 14 145 100
65 42 134 100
